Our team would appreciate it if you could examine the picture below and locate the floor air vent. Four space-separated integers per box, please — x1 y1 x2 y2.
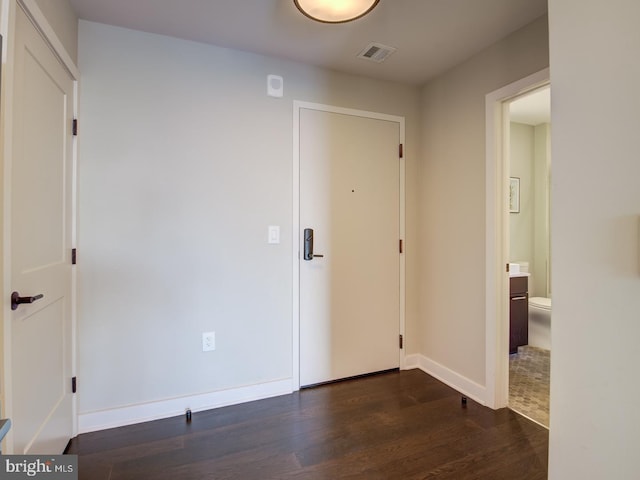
357 42 396 63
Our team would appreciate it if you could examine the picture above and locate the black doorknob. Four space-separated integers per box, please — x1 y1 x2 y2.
11 291 44 311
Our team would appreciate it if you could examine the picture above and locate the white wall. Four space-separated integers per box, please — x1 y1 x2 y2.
509 122 535 267
509 121 551 298
77 21 421 421
548 0 640 478
533 123 550 297
417 16 549 386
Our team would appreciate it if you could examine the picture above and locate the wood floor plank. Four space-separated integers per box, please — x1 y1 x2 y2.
68 370 548 479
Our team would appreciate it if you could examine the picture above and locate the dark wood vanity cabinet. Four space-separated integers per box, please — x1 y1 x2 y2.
509 276 528 354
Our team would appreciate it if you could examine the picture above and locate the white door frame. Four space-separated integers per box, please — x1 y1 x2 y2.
292 101 406 391
0 0 79 452
484 68 549 409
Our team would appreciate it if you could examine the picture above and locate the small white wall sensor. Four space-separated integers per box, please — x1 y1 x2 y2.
267 75 283 98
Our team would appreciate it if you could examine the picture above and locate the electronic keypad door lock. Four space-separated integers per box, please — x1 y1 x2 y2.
303 228 324 260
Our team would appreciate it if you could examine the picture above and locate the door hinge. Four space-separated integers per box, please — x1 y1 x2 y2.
72 118 78 136
399 334 404 349
399 144 404 158
399 239 404 254
72 248 77 265
72 377 77 394
506 263 509 273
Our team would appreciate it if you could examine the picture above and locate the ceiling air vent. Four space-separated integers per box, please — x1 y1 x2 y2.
357 42 396 63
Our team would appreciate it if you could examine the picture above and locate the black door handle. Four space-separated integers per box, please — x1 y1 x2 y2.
11 291 44 310
303 228 314 260
303 228 325 260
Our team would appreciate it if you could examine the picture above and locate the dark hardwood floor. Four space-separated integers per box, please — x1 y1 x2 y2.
67 370 548 479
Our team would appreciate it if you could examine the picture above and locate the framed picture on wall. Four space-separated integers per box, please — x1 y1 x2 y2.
510 177 520 213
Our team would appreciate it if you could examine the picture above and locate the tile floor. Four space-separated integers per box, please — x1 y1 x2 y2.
509 345 550 427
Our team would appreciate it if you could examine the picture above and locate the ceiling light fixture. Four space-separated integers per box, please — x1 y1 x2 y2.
294 0 380 24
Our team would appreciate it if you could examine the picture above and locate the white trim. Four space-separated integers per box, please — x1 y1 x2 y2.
292 101 406 389
1 0 19 454
291 103 300 391
70 79 79 439
78 379 293 434
17 0 78 79
404 354 487 405
484 68 550 409
398 112 407 370
294 101 407 125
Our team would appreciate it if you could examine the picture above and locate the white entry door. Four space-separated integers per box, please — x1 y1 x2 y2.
299 106 401 386
7 5 75 454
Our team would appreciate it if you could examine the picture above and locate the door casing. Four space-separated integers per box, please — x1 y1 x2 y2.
292 101 406 391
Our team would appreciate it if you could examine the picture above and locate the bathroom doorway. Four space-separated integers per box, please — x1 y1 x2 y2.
506 86 551 427
484 68 549 417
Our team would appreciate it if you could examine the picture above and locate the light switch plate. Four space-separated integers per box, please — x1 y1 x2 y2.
268 225 280 244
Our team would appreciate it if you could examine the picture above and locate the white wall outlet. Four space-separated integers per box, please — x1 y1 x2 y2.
202 331 215 352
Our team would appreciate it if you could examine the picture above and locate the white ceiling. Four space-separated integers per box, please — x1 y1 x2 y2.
68 0 548 86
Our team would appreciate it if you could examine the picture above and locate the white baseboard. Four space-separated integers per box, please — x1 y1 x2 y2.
78 378 293 434
79 362 489 434
404 354 487 406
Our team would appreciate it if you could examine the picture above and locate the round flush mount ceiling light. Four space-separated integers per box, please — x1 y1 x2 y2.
294 0 380 23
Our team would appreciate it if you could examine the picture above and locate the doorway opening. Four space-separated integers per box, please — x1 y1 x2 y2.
484 68 549 417
506 87 551 427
